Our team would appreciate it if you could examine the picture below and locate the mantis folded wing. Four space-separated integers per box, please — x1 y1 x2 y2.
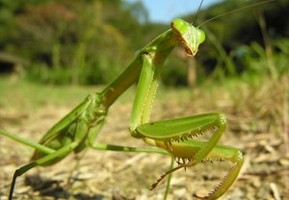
0 18 243 200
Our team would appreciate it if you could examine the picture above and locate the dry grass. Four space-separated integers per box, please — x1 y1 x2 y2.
0 75 288 199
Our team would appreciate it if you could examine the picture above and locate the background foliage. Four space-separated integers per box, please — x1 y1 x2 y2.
0 0 288 86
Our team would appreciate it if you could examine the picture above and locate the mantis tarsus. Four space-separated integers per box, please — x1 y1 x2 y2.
0 18 244 199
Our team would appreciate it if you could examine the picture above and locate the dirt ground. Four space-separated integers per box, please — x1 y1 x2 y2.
0 77 288 200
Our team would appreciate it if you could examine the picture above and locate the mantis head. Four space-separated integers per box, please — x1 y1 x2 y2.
172 18 205 56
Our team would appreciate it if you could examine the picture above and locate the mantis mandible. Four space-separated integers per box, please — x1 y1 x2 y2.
0 18 244 199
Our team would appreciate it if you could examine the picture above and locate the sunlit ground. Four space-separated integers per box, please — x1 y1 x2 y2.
0 75 288 199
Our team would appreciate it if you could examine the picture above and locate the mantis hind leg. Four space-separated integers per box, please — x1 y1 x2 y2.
8 141 80 200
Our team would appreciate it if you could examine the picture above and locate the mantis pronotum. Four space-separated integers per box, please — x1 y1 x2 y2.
1 1 277 198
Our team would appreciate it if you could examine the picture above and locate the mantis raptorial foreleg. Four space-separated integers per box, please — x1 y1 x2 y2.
0 18 243 200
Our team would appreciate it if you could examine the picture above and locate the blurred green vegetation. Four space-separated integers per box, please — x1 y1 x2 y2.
0 0 288 86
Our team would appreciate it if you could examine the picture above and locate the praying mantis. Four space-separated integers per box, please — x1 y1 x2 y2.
0 17 245 199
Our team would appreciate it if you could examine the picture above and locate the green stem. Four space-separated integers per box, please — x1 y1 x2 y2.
164 157 174 200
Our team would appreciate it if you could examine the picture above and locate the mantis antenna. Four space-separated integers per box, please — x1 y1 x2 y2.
194 0 205 25
196 0 275 27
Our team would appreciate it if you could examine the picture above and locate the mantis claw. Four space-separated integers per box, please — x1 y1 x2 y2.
140 113 243 198
151 147 243 199
192 151 244 199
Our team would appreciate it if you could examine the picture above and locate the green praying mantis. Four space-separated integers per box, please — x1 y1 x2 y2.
0 17 245 200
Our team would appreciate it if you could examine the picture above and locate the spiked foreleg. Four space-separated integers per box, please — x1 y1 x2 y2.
193 144 244 199
137 113 227 159
151 140 243 199
136 113 243 198
129 52 165 136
